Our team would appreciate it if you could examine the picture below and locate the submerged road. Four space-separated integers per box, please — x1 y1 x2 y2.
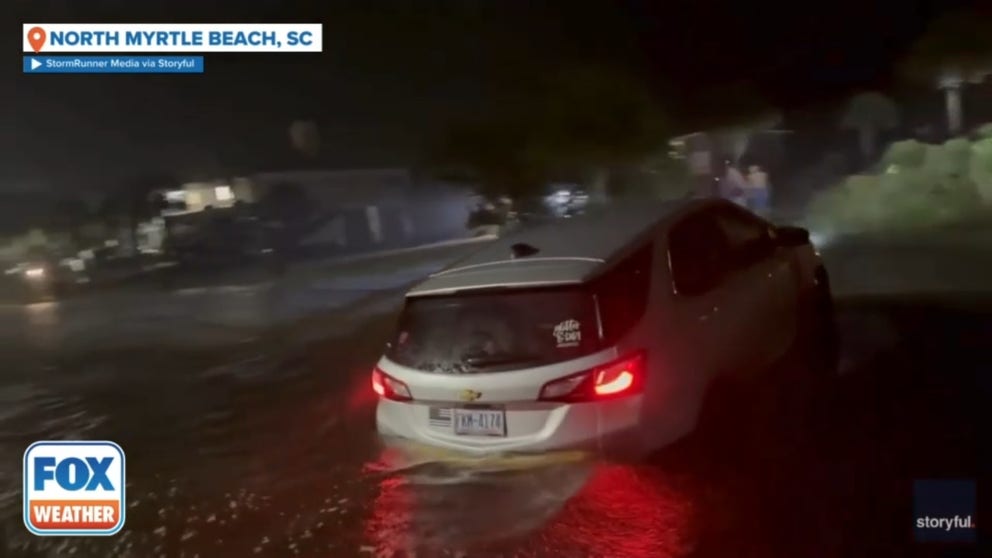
0 231 987 557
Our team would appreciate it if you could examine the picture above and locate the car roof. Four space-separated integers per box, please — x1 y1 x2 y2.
406 198 712 297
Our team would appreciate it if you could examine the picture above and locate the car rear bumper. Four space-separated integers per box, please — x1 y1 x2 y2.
375 395 645 456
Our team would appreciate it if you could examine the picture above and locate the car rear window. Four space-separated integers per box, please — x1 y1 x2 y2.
386 243 654 374
386 287 601 374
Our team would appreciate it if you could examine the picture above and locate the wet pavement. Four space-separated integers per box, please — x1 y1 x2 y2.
0 242 478 352
0 233 988 557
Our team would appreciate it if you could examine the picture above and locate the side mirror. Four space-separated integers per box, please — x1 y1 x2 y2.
776 226 810 246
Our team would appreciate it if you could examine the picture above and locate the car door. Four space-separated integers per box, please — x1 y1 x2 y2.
713 204 798 371
666 209 737 380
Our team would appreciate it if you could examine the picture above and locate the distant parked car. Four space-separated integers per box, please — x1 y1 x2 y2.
6 257 87 303
166 212 281 273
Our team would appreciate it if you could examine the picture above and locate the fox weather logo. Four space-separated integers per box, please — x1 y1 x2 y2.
23 441 126 536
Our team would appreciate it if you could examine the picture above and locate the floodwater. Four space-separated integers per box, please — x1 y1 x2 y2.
0 234 987 557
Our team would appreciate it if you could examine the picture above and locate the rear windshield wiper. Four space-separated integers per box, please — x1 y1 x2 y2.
461 354 546 369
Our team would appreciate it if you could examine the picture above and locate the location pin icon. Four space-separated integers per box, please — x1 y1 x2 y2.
27 27 46 53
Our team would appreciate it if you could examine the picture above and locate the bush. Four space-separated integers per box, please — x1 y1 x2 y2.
930 138 971 177
881 139 927 169
807 136 989 235
807 175 882 233
970 136 992 203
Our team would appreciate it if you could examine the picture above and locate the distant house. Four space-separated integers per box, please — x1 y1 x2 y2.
158 168 477 255
249 168 477 252
160 178 256 215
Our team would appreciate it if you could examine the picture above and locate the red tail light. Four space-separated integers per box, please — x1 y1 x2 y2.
371 367 413 401
538 352 645 403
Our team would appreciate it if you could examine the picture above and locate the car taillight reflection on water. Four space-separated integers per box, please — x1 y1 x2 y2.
538 351 645 402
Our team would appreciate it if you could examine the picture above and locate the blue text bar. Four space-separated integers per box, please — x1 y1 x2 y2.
23 55 204 74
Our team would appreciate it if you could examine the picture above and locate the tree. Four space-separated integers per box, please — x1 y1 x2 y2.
615 150 693 200
97 194 126 232
430 64 670 202
49 198 90 250
257 181 318 249
432 112 545 201
530 65 671 201
899 10 992 135
289 120 321 158
840 92 900 163
694 82 779 132
258 181 313 220
713 111 784 167
101 174 176 254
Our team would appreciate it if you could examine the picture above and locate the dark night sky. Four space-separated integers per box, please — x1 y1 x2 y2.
3 0 980 194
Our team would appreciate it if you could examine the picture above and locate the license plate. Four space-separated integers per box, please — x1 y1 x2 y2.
453 407 506 437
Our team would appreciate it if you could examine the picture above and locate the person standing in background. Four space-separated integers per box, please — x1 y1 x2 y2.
722 160 750 207
746 165 771 216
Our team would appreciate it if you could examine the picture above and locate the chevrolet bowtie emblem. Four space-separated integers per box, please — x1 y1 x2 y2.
459 389 482 402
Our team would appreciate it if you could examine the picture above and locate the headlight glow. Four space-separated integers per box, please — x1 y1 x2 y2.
809 231 832 250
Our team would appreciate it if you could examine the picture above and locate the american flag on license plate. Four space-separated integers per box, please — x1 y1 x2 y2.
428 407 452 427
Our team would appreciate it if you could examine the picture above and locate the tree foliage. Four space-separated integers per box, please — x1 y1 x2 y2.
840 92 900 132
49 198 89 248
615 151 693 200
430 64 669 199
523 65 669 170
840 91 900 161
434 111 545 199
98 173 175 252
289 120 321 158
899 10 992 86
258 181 313 222
693 82 780 132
